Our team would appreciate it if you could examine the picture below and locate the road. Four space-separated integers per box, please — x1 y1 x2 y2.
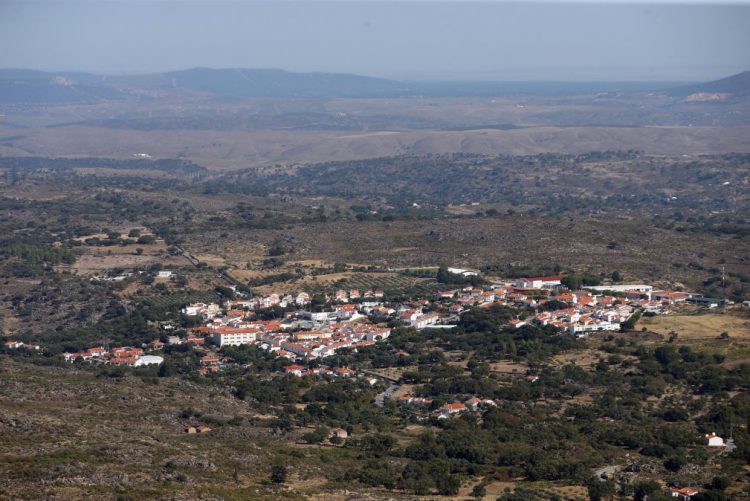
174 244 243 289
374 383 400 408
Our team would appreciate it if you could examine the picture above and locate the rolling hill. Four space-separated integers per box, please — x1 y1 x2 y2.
0 67 410 102
0 67 724 103
668 70 750 98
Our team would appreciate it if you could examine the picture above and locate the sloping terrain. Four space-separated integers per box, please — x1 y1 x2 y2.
2 125 749 168
669 71 750 98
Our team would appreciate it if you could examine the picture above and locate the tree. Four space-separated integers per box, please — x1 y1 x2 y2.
158 362 172 377
633 480 663 501
137 235 156 245
302 427 328 444
664 454 687 472
435 474 460 496
471 484 487 498
710 476 730 491
268 245 286 257
587 478 615 501
611 271 622 282
270 464 287 484
562 273 602 290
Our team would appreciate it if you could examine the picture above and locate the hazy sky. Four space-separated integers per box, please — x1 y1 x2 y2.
1 0 749 81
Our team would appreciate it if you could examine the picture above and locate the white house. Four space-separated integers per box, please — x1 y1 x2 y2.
705 432 725 447
413 313 440 329
669 487 699 500
295 292 311 306
182 303 220 318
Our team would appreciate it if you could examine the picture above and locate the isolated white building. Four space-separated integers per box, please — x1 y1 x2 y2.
448 267 478 277
705 433 725 447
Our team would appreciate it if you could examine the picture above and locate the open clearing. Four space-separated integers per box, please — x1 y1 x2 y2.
489 360 530 375
550 349 603 369
60 241 189 275
640 312 750 340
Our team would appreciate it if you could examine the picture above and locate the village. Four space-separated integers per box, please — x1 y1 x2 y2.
43 271 742 486
172 274 721 370
51 273 725 396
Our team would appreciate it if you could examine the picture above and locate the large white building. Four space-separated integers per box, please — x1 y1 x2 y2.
212 330 258 347
586 284 653 293
514 276 564 289
134 355 164 366
448 267 478 277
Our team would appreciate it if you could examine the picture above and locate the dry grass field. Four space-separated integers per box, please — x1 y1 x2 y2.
458 479 588 500
60 241 189 275
640 310 750 363
550 349 604 370
489 360 531 375
640 311 750 341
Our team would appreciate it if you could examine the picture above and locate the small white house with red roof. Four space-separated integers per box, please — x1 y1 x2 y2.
284 364 305 377
669 487 699 500
439 403 467 415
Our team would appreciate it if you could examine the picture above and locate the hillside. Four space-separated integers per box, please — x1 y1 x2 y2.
2 125 749 168
0 69 126 104
669 70 750 98
113 67 410 98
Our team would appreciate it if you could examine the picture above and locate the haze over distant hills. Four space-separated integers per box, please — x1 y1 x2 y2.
0 68 407 102
1 67 749 164
668 70 750 98
5 67 749 103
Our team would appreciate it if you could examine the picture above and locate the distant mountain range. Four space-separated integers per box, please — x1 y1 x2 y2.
0 68 407 102
0 67 747 103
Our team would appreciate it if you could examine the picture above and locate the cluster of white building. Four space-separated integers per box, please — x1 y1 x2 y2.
433 277 697 336
62 345 163 367
166 274 713 371
397 394 498 419
182 297 393 361
3 341 40 350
